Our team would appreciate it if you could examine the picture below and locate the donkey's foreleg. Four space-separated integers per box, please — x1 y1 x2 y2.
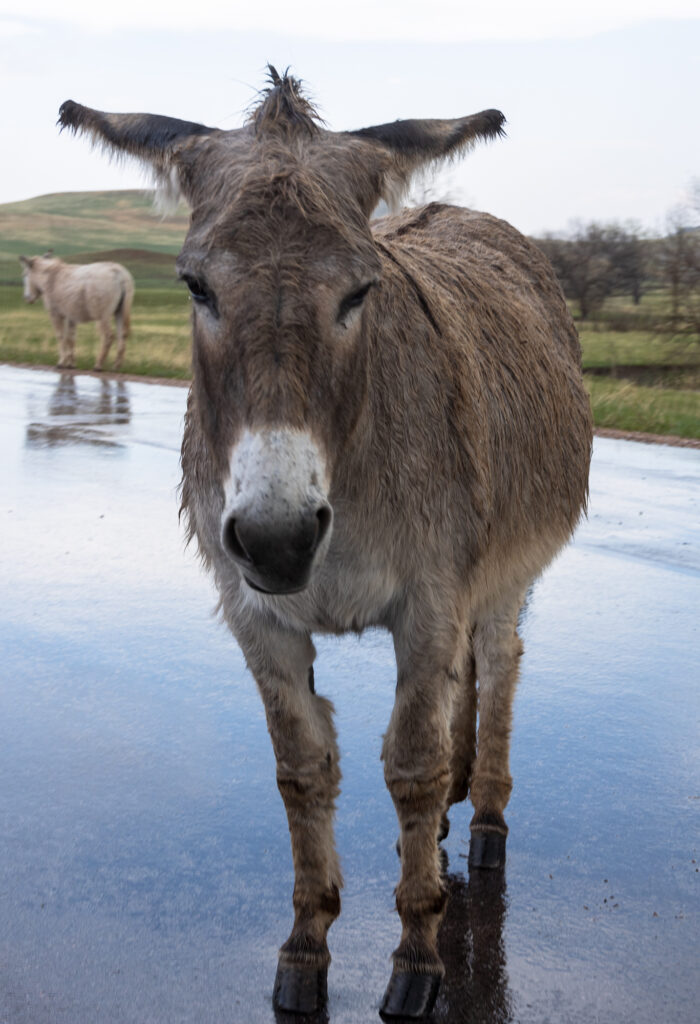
64 320 77 369
242 624 341 1015
381 633 463 1019
468 594 524 869
51 315 68 368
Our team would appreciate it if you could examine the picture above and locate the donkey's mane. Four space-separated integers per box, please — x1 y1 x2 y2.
248 66 322 139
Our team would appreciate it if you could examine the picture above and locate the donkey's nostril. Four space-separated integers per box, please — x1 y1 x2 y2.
222 517 251 562
316 504 332 548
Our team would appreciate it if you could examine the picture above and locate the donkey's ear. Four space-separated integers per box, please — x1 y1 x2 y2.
58 101 218 203
19 256 33 268
348 110 506 209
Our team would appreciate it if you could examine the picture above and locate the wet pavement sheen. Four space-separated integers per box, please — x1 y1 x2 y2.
0 365 698 1024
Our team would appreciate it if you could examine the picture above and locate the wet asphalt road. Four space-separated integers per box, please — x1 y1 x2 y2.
0 365 698 1024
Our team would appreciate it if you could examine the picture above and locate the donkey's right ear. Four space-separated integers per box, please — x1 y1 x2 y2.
19 256 33 268
58 101 218 203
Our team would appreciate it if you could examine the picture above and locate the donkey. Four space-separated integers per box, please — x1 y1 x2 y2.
59 69 592 1019
20 253 134 371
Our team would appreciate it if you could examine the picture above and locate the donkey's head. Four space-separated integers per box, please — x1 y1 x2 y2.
59 69 504 594
19 253 55 303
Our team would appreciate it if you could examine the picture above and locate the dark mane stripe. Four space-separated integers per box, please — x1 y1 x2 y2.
248 65 322 138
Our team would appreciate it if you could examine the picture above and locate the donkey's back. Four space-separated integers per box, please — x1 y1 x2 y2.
59 260 134 323
370 203 591 578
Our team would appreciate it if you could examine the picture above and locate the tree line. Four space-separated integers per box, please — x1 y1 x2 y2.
534 180 700 334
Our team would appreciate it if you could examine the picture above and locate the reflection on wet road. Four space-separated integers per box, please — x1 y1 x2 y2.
25 372 131 448
1 366 698 1024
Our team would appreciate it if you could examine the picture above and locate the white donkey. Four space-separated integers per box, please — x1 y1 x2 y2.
20 253 134 371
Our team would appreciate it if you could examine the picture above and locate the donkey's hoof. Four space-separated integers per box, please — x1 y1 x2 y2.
380 970 441 1019
468 829 506 869
273 963 327 1015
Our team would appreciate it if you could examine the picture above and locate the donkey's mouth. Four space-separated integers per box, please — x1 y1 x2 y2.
244 574 309 596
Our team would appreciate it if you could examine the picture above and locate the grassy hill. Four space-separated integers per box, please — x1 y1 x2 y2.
0 189 189 284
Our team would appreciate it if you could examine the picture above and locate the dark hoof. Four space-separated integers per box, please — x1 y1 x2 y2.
273 964 328 1015
468 830 506 869
380 970 441 1020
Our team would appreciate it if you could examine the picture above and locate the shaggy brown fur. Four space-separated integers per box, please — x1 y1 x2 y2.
59 68 592 1015
20 254 134 371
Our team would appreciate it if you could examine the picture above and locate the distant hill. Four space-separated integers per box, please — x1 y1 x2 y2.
0 189 190 286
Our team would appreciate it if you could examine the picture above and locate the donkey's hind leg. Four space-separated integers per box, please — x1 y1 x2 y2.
94 317 114 371
113 311 128 371
469 591 524 869
442 649 477 840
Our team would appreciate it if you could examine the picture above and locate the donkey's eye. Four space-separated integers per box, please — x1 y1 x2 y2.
337 281 374 325
181 274 218 315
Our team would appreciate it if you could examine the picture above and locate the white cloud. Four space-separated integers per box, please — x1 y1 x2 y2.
0 18 38 35
2 0 698 41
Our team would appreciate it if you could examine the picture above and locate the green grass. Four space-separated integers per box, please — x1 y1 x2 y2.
579 329 699 369
585 376 700 438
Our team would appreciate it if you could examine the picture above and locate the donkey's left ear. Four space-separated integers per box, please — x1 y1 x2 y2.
348 109 506 209
58 101 219 203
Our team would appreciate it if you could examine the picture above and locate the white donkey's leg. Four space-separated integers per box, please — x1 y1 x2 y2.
94 317 114 371
469 588 525 869
64 320 77 369
51 314 68 367
235 616 342 1016
114 311 127 371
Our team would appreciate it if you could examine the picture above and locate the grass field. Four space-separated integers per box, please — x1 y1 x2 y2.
1 189 699 439
585 377 700 439
578 328 699 369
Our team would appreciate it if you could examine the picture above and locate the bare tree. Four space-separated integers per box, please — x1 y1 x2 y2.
658 189 700 333
603 222 647 305
538 223 613 319
537 220 650 319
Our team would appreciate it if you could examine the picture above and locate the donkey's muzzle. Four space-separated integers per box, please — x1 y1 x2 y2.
222 504 332 594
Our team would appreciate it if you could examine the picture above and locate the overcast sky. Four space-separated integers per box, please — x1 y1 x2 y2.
0 1 697 235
